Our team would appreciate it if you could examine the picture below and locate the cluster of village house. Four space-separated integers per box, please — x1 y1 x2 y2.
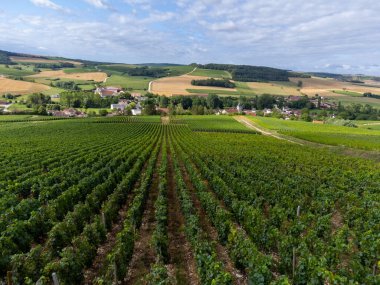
48 87 146 117
218 96 337 119
48 87 337 118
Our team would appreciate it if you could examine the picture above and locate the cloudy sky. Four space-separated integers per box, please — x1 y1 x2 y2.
1 0 380 75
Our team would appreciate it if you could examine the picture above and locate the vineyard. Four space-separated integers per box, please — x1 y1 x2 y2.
0 117 379 284
249 116 380 151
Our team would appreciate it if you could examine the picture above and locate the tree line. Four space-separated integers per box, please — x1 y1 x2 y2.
196 63 291 82
100 65 168 78
33 62 75 69
191 78 235 88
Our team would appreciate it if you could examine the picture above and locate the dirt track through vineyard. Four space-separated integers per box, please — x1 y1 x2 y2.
167 148 200 285
82 157 152 285
177 154 247 284
125 150 162 284
234 116 304 145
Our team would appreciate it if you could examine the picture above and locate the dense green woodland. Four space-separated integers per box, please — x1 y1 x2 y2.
196 63 291 82
0 116 378 284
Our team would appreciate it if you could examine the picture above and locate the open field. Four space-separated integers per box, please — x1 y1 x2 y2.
0 77 50 95
29 77 97 91
165 65 195 76
10 56 82 65
7 103 32 111
0 64 37 77
247 81 301 96
249 116 380 151
105 74 150 91
0 117 378 284
329 95 380 108
189 68 231 78
290 77 380 97
151 75 237 96
63 67 98 73
331 90 362 97
28 70 107 82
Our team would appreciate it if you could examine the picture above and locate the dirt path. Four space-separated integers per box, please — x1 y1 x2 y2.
82 161 150 284
161 116 170 125
362 122 380 126
166 148 200 285
124 150 162 284
235 116 380 162
177 157 247 284
234 116 303 145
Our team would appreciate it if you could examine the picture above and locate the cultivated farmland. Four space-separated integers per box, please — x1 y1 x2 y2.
0 116 378 285
290 77 380 97
150 74 237 96
28 70 107 82
0 77 50 95
247 81 301 96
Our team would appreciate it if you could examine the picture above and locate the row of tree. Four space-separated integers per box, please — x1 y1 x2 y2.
33 62 75 69
191 78 235 88
100 65 168 78
158 94 312 111
363 92 380 99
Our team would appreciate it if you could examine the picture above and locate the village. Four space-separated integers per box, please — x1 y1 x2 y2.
46 86 147 117
42 85 339 120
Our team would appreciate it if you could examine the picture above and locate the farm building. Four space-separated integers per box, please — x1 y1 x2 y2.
131 102 142 115
95 87 124 98
132 108 142 116
48 108 85 117
111 104 126 111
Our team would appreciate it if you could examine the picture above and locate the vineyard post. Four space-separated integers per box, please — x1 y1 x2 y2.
293 205 301 278
6 271 12 285
113 261 118 284
292 247 296 278
52 272 59 285
373 262 378 276
101 211 106 228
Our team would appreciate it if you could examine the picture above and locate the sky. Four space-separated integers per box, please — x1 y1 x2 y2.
0 0 380 75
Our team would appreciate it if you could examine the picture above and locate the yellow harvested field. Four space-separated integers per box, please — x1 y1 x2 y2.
150 75 237 96
28 70 107 82
290 77 380 97
363 79 380 87
246 82 301 96
10 56 82 65
0 77 50 94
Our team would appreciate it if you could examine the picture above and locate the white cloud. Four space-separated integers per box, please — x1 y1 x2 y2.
84 0 109 9
30 0 67 12
3 0 380 74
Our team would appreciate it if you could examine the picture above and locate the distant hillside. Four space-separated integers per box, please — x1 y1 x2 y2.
196 63 291 82
306 72 345 80
0 49 113 66
137 63 183 67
